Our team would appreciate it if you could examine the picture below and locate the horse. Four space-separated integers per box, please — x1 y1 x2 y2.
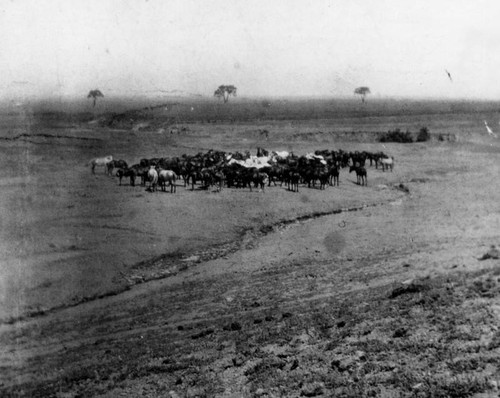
158 169 177 193
89 155 113 175
329 165 339 186
318 170 330 190
380 156 394 172
129 164 149 186
284 169 300 192
212 170 224 192
349 165 367 186
116 168 136 186
106 159 128 176
249 170 268 192
188 170 202 191
146 167 158 192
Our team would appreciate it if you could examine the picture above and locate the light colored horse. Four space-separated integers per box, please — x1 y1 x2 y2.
380 157 394 172
147 167 158 192
89 155 113 174
158 169 177 193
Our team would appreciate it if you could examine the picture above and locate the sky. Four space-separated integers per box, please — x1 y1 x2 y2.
1 0 500 100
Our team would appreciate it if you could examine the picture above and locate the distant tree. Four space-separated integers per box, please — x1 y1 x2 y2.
214 87 225 102
87 89 104 107
354 86 370 103
214 85 237 103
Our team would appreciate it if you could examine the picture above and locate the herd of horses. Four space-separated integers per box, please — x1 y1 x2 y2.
89 148 394 193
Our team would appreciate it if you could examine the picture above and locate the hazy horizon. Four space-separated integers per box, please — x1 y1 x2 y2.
5 93 500 105
2 0 500 102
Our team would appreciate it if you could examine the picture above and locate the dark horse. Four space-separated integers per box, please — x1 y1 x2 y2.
349 165 367 186
329 165 339 186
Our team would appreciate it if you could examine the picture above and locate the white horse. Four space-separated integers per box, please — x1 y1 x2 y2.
147 167 158 192
158 169 177 193
380 156 394 172
89 155 113 174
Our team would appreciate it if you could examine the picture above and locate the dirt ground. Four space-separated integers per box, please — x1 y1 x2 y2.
1 105 500 397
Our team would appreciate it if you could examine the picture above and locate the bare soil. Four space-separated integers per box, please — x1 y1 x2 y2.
1 106 500 397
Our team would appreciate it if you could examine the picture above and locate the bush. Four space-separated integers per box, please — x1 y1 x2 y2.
417 127 431 142
379 129 414 143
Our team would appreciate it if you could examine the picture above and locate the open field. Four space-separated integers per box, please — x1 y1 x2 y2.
1 98 500 397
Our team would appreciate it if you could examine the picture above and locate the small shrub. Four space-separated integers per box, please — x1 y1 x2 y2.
416 127 431 142
379 129 414 143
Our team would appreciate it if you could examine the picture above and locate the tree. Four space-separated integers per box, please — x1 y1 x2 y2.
214 87 225 102
87 89 104 107
354 86 370 103
213 85 237 103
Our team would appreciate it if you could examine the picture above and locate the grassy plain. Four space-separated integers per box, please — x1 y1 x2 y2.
0 97 499 397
